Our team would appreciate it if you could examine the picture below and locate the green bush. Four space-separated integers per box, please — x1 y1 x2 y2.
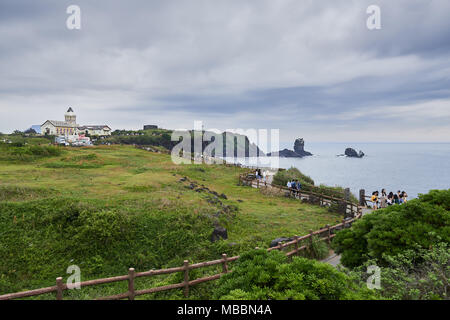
302 236 330 260
272 167 357 201
212 250 378 300
332 189 450 268
272 167 315 187
0 144 62 162
347 242 450 300
418 189 450 210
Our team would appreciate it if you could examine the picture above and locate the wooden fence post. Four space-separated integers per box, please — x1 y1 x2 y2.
56 277 63 300
294 235 299 255
128 268 135 300
222 254 229 274
326 224 331 244
344 188 350 201
359 189 366 206
309 229 314 248
183 260 189 298
344 188 351 216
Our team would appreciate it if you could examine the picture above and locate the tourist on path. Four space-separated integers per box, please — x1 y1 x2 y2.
371 191 379 210
380 189 387 208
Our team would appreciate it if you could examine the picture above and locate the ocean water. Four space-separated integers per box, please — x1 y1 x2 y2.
228 143 450 199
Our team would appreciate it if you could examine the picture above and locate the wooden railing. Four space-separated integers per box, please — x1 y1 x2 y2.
0 174 362 301
0 208 361 301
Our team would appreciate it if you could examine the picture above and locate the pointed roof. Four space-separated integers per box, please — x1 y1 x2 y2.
67 107 74 113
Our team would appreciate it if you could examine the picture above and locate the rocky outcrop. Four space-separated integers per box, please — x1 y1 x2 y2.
293 138 312 156
270 237 294 248
345 148 365 158
211 227 228 242
267 138 312 158
269 148 300 158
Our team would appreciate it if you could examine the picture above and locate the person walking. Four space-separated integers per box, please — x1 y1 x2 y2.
400 191 408 204
393 192 399 205
380 189 387 208
371 191 379 210
387 192 394 206
287 180 292 188
404 192 408 203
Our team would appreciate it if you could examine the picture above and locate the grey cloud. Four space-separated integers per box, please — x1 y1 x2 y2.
0 0 449 142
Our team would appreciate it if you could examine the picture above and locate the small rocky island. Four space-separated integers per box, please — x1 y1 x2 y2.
344 147 365 158
267 138 313 158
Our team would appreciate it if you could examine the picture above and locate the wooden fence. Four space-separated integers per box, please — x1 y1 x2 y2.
0 176 362 300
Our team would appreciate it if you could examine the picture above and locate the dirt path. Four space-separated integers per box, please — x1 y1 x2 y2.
321 207 373 267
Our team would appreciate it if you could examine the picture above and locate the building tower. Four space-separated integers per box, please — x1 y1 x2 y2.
65 107 76 124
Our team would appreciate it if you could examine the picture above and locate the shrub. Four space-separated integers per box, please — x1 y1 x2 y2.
332 189 450 268
347 242 450 300
272 167 314 187
418 189 450 210
302 236 330 260
0 144 62 162
73 210 130 249
272 168 357 202
212 250 377 300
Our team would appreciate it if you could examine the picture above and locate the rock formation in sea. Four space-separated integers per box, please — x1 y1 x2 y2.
267 138 313 157
345 147 365 158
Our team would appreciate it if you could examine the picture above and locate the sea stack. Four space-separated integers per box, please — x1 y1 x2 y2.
345 148 365 158
267 138 313 158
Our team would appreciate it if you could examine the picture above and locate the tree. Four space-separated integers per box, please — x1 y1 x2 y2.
24 128 37 135
212 250 378 300
332 189 450 268
347 242 449 300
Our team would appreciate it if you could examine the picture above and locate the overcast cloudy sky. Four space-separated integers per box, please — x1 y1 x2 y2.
1 0 450 144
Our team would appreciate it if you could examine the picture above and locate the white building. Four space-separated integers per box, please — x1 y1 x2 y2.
41 108 111 137
76 125 112 136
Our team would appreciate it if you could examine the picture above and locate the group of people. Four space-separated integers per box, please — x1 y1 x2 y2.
370 189 408 210
254 169 267 182
287 179 302 197
286 179 302 190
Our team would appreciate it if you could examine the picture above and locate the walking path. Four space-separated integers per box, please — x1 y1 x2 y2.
320 207 373 267
245 172 373 268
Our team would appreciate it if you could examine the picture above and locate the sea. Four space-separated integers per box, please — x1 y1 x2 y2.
226 143 450 199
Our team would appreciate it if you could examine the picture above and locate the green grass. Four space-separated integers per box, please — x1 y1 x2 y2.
0 144 342 299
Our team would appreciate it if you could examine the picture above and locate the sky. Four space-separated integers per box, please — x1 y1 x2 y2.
1 0 450 145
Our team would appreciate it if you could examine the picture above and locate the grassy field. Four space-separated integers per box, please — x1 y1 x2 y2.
0 144 342 299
